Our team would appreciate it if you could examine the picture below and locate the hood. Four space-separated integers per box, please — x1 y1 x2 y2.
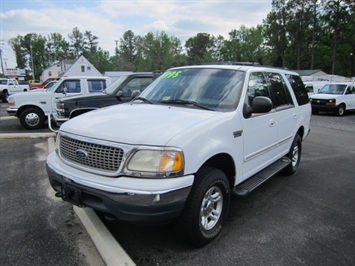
60 103 223 146
60 92 105 102
310 93 342 99
10 90 50 99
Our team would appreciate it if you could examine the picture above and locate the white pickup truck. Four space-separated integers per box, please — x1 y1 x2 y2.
0 78 29 102
6 76 110 129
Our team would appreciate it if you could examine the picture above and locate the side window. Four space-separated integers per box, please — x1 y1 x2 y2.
119 77 153 96
286 74 309 105
247 72 270 105
88 79 107 92
55 80 81 93
267 72 293 108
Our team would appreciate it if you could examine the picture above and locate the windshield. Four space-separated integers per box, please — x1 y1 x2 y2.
318 84 347 95
139 68 245 111
104 75 128 95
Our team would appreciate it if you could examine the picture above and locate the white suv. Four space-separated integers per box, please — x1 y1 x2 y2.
46 65 311 246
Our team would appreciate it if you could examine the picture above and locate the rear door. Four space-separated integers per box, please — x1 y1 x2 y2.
265 72 297 157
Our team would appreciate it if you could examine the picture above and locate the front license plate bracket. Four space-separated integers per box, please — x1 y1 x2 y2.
61 184 82 207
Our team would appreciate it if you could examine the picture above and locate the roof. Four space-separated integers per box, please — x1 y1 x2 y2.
292 69 327 76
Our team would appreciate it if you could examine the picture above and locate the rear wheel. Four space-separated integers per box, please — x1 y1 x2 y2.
284 134 302 176
174 166 230 247
19 108 45 130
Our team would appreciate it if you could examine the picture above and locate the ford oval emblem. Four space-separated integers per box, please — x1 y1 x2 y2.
76 149 88 158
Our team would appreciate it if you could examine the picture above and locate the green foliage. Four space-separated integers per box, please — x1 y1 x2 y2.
8 1 355 78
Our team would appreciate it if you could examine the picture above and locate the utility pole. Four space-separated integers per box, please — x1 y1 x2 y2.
0 40 5 75
115 40 118 55
30 41 35 80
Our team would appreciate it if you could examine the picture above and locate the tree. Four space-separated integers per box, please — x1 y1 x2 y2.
263 0 289 67
185 33 216 64
68 27 84 57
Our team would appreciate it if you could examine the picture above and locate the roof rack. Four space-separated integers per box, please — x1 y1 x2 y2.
198 62 260 66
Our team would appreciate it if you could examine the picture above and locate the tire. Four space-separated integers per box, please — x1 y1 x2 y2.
284 134 302 176
19 108 45 130
2 91 9 103
336 104 345 116
174 166 230 247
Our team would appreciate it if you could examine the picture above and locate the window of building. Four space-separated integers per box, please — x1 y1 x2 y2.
81 65 85 72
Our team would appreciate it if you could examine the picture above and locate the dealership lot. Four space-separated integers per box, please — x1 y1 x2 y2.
1 102 354 265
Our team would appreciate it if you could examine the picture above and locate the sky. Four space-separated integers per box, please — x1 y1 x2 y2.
0 0 272 69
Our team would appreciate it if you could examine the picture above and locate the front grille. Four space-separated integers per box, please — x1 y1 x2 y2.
59 135 123 173
311 99 329 106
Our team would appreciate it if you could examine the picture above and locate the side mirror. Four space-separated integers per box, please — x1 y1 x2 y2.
63 87 68 95
131 90 141 99
116 91 123 97
252 96 273 113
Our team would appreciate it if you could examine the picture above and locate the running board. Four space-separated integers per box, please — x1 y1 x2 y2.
232 157 291 196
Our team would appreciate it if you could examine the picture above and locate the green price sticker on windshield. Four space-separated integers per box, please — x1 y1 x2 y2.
161 71 182 79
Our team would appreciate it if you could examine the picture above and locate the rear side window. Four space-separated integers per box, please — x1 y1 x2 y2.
88 79 107 92
286 74 309 105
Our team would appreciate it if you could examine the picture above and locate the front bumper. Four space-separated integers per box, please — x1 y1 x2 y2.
52 113 68 126
311 103 338 113
6 107 18 116
46 152 193 223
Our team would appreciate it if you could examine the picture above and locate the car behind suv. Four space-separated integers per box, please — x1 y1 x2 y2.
52 72 160 127
46 64 311 247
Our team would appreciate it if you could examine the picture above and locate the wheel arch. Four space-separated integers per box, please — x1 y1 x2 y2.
69 107 98 119
18 105 46 119
199 153 236 189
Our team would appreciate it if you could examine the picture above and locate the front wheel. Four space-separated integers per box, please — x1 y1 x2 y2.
19 108 45 130
336 104 345 116
174 166 230 247
1 91 9 103
284 134 302 176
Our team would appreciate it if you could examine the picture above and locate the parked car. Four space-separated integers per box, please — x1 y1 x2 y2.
47 64 311 246
52 72 160 127
309 82 355 116
0 78 29 102
303 81 328 96
6 76 110 129
29 77 59 90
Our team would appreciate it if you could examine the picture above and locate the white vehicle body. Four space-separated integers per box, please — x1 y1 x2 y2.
6 76 110 129
0 78 29 102
309 82 355 116
46 65 311 246
304 81 328 96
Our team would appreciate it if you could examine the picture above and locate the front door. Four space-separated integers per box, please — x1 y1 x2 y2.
242 72 278 180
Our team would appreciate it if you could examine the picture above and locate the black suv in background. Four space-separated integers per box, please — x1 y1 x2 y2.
51 72 161 127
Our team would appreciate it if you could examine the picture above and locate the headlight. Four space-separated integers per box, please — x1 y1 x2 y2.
8 99 15 106
126 148 184 177
326 99 336 106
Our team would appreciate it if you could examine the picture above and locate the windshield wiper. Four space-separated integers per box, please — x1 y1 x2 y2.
160 99 214 110
133 96 153 104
